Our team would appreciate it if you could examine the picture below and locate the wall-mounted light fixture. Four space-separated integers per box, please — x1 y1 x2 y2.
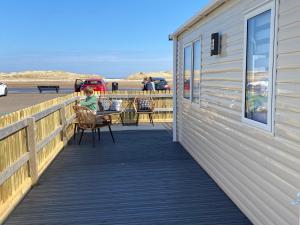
211 32 222 56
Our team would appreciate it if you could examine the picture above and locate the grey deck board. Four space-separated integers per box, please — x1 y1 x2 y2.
5 129 252 225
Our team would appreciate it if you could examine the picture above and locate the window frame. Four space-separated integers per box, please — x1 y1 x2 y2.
191 38 202 106
242 1 276 132
183 38 202 105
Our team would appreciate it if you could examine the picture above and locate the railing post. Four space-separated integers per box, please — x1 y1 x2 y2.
59 103 67 146
26 117 38 185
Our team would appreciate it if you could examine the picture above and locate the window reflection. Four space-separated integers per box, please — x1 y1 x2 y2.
245 10 271 124
184 46 192 99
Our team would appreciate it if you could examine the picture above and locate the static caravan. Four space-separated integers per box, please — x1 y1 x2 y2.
171 0 300 225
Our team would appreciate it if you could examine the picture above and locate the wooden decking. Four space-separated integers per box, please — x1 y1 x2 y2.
5 127 252 225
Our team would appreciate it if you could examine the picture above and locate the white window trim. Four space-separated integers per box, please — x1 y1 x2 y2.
183 38 202 106
191 38 202 107
242 1 276 132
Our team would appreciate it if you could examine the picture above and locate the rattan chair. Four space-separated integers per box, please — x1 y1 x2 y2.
73 105 115 147
133 97 155 126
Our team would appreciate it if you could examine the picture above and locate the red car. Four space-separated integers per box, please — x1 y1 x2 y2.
75 78 107 92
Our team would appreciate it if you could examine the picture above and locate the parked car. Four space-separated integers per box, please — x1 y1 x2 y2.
152 78 171 90
76 78 107 92
74 79 84 92
0 82 8 96
184 79 190 92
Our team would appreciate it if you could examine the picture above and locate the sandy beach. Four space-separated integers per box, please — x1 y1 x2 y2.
4 79 146 90
1 71 172 89
4 80 74 88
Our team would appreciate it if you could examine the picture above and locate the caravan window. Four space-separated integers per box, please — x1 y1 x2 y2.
183 40 202 102
183 46 192 99
243 3 275 131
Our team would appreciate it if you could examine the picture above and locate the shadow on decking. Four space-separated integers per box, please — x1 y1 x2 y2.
5 125 252 225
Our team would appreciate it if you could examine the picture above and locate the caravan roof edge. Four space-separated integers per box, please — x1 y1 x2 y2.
171 0 228 38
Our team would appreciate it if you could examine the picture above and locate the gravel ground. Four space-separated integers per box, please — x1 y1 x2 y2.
0 93 66 115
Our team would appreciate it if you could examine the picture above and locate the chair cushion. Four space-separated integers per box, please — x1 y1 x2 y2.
138 99 151 111
98 98 111 111
110 100 122 111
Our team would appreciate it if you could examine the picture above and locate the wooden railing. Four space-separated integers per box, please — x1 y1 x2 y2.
85 90 173 123
0 93 79 224
0 90 173 223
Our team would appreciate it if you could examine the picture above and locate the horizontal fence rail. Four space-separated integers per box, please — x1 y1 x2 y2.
0 90 173 223
0 93 79 224
90 90 173 123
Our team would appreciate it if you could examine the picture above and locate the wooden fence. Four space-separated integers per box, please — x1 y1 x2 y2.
90 90 173 123
0 90 173 223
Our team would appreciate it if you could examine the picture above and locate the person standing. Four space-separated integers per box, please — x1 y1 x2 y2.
149 77 156 91
142 77 148 91
146 77 154 91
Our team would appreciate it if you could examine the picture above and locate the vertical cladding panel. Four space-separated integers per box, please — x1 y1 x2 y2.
174 38 180 140
177 40 184 142
175 0 300 225
276 0 300 144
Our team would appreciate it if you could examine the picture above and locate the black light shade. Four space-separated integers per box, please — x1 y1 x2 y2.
211 33 221 56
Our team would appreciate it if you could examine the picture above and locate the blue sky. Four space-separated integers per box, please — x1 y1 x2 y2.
0 0 209 78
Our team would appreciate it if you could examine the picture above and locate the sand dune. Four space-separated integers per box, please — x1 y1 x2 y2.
0 71 103 81
127 71 172 80
0 71 173 89
0 70 173 81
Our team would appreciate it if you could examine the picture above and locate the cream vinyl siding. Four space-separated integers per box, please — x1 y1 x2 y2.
276 0 300 144
175 0 300 225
